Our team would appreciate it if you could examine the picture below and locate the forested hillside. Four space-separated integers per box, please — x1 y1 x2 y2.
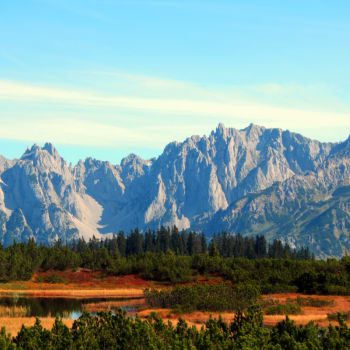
4 234 350 296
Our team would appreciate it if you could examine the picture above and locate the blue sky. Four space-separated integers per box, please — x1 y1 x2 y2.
1 0 349 165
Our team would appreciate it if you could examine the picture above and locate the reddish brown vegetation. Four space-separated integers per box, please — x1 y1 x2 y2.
31 270 153 289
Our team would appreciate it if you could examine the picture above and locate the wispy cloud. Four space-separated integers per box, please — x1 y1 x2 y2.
0 74 349 151
0 79 349 125
0 117 153 147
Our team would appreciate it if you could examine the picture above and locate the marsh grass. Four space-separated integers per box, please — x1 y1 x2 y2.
0 305 30 317
0 283 28 290
62 310 73 319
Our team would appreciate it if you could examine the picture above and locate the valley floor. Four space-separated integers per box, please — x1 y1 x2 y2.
1 272 350 336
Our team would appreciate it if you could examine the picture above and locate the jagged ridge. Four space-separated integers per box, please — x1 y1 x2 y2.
0 124 348 258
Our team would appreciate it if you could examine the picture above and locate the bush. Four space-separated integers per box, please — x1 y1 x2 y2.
259 295 280 310
328 311 350 321
144 282 261 313
44 273 67 284
265 303 303 315
288 296 336 307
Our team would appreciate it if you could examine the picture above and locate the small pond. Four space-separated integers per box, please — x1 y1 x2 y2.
0 297 143 320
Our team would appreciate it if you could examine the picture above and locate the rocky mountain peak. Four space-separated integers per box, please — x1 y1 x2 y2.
216 122 226 135
43 143 60 159
21 143 42 160
121 153 144 167
1 123 349 258
19 143 68 176
163 141 180 156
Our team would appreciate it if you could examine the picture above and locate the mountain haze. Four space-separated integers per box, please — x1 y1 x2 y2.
0 123 349 258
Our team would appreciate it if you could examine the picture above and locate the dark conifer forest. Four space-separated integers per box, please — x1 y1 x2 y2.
0 225 346 296
3 226 350 348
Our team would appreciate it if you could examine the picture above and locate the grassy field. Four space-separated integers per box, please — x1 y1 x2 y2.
0 317 75 338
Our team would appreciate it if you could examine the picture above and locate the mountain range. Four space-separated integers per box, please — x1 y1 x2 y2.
1 123 349 258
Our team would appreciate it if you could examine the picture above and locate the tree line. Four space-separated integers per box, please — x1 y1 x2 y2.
70 225 314 261
1 229 350 295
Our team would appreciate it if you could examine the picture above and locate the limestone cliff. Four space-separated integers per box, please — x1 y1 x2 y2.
0 123 348 258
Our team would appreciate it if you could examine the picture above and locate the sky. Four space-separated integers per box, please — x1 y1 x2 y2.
1 0 350 165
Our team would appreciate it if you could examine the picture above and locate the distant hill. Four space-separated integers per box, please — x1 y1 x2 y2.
0 123 349 258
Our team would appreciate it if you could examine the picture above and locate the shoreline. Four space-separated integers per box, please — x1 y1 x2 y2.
0 288 145 298
0 293 350 336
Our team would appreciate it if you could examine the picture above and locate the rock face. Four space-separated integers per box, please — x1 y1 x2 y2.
203 137 350 259
0 123 349 258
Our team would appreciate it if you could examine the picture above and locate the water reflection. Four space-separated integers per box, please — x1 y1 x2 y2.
0 297 141 320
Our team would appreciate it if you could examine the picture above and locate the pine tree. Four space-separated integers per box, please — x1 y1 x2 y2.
152 230 157 250
209 239 219 257
255 235 266 259
221 232 231 257
245 237 257 259
155 228 161 253
134 228 144 255
126 230 136 256
181 230 188 255
216 233 223 256
171 226 184 255
144 229 154 252
284 243 291 259
108 234 118 254
234 233 245 258
227 236 235 257
117 231 126 257
158 226 170 253
305 246 311 260
77 237 87 253
187 231 196 256
72 239 78 253
201 233 207 254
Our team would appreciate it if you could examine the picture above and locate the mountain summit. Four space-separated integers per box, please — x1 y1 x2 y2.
0 124 349 258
